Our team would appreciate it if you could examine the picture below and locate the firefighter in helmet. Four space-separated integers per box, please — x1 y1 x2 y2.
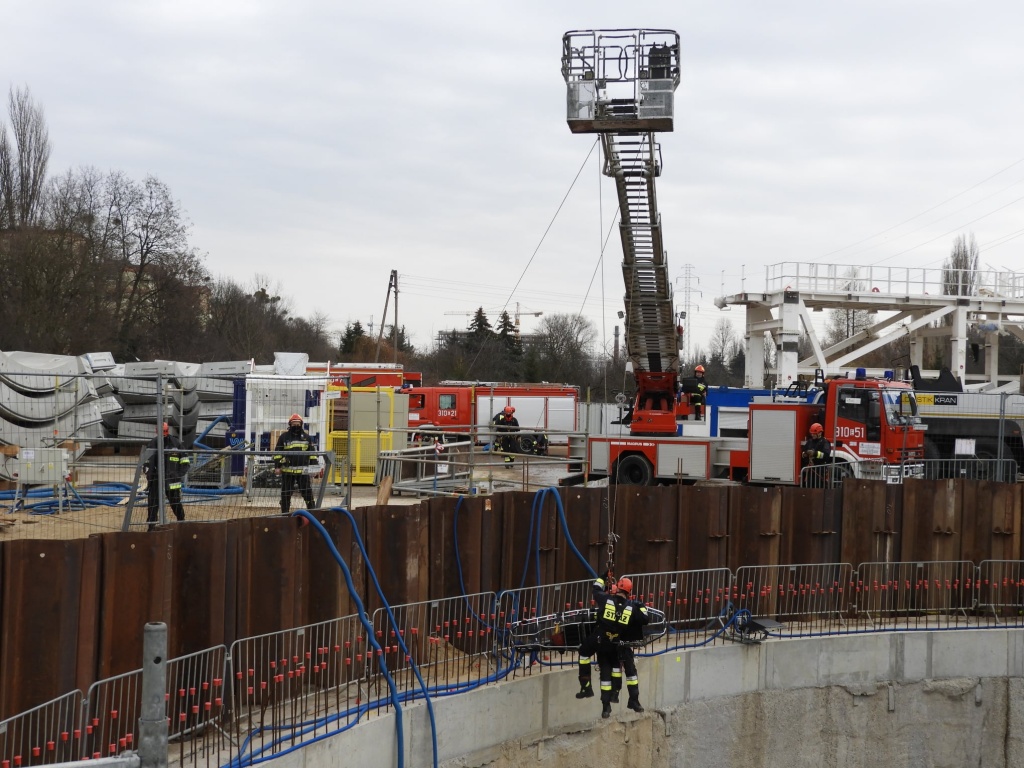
272 413 319 514
692 365 708 420
576 570 622 702
492 405 519 464
144 422 188 528
801 422 834 487
590 574 649 718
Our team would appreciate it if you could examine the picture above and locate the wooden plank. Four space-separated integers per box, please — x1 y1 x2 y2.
375 476 393 505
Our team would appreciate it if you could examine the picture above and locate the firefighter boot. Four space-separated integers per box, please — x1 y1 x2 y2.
627 688 644 713
576 681 594 699
601 701 612 719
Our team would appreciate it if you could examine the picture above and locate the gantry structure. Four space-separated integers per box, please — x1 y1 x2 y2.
717 262 1024 391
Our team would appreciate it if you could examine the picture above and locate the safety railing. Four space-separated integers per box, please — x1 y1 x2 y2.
763 262 1024 299
227 613 369 764
920 457 1019 483
0 689 84 767
120 448 334 531
630 568 735 651
370 592 501 706
733 563 854 637
82 669 143 761
853 561 976 631
976 560 1024 626
12 558 1024 767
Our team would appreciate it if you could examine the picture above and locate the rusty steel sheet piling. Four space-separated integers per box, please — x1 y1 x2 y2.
678 484 730 571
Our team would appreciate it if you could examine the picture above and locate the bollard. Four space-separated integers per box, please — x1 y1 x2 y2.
138 623 168 768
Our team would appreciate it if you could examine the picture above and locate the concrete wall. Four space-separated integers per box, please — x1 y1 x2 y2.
265 630 1024 768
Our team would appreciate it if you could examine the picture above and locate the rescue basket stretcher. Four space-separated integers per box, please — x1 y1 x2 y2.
507 606 668 652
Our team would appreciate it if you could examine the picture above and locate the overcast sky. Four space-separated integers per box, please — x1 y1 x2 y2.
3 1 1024 360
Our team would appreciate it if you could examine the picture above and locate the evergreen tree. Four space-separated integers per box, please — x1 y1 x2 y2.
339 321 366 355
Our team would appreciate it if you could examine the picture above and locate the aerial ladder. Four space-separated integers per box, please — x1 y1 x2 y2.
561 29 683 436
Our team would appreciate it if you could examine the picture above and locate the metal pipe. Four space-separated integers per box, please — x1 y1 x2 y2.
138 622 168 768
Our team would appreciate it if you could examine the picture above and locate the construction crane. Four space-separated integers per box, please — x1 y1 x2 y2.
444 303 543 334
562 28 682 436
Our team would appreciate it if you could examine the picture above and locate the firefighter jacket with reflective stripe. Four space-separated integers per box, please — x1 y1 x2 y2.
273 428 319 474
594 591 649 644
144 435 190 488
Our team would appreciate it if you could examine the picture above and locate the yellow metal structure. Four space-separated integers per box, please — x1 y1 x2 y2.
325 385 407 485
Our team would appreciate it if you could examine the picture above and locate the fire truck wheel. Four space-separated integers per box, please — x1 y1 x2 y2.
614 455 654 486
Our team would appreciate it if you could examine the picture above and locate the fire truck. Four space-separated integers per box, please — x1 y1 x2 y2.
561 29 925 486
590 371 926 485
406 382 579 448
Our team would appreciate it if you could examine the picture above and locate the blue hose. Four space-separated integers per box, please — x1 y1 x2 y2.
322 507 440 768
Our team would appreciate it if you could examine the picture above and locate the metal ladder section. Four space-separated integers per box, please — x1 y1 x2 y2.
602 131 678 375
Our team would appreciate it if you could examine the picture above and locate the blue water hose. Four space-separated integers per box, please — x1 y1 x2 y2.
322 507 439 768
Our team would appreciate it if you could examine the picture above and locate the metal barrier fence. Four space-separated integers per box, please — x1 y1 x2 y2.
10 558 1024 767
0 689 83 767
227 613 368 765
852 561 976 631
733 563 854 638
370 592 501 705
976 560 1024 626
630 568 735 651
921 457 1019 482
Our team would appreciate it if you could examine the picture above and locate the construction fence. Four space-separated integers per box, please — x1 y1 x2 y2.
4 557 1024 768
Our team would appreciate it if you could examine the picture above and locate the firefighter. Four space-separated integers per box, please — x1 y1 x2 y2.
144 422 188 528
492 405 519 464
692 365 708 420
576 570 620 701
273 413 319 514
801 422 833 487
592 575 649 718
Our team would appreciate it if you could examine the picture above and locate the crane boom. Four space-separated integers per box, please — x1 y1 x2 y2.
562 28 682 435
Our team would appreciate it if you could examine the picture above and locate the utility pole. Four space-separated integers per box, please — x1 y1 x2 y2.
677 264 700 363
375 270 399 363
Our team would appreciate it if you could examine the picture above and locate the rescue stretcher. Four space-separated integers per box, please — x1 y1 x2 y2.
507 606 668 652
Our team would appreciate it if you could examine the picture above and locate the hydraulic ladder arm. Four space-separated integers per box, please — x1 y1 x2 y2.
562 28 682 435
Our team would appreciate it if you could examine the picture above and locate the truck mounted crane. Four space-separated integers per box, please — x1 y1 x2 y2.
561 29 926 486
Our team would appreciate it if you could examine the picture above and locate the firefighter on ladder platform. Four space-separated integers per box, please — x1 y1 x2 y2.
492 405 520 464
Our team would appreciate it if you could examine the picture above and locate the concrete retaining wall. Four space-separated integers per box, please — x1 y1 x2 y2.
265 630 1024 767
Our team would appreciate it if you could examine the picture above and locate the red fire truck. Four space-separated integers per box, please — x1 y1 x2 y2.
561 31 924 486
407 382 579 448
589 371 926 485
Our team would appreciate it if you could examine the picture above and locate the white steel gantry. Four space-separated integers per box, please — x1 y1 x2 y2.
716 262 1024 390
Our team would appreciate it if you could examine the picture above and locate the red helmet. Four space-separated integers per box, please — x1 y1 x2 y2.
694 365 705 374
288 413 303 425
162 422 170 436
503 406 515 415
809 422 824 436
616 577 633 595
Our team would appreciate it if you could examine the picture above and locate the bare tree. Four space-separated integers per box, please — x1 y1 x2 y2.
0 86 51 229
533 313 597 384
823 268 876 347
943 232 979 297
